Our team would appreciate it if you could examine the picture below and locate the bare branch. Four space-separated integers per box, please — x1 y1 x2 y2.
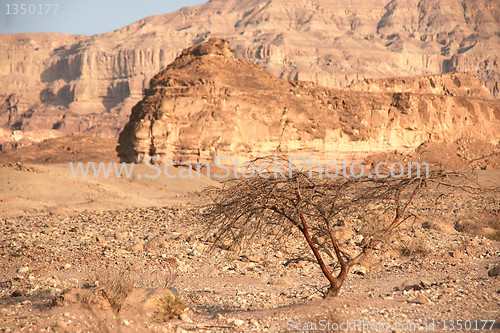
199 156 498 297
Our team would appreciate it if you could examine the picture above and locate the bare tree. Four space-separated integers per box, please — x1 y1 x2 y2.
201 157 495 297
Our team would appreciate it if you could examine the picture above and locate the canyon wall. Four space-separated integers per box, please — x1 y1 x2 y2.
116 39 499 165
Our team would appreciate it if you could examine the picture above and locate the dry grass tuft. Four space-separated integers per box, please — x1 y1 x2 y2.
398 238 430 257
89 268 134 312
486 230 500 241
163 257 179 288
455 214 500 237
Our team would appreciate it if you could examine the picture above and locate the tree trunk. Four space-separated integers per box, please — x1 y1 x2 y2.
326 284 341 298
325 264 349 298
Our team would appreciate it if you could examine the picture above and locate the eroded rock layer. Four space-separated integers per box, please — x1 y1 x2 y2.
117 39 499 164
1 0 499 146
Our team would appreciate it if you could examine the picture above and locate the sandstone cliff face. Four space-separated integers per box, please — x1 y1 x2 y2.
1 0 499 145
116 39 499 165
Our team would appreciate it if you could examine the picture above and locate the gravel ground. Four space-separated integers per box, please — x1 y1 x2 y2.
0 204 499 332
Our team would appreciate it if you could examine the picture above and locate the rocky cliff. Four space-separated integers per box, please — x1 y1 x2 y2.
1 0 499 145
116 38 499 165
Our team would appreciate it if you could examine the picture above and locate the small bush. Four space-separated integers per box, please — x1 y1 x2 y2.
486 230 500 241
455 215 500 238
88 268 134 312
398 238 430 257
163 257 178 288
154 294 188 322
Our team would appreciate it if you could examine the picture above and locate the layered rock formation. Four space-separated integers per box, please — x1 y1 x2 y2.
116 38 499 165
1 0 499 146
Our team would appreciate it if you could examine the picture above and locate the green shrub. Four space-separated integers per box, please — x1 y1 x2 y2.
154 294 188 322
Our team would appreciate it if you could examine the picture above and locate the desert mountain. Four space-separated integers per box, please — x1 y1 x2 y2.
1 0 499 146
116 38 499 165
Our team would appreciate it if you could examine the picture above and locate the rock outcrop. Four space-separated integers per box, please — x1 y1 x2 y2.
116 38 499 165
1 0 499 146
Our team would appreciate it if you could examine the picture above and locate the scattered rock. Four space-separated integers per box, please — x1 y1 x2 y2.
168 286 180 296
488 265 500 277
399 280 423 291
17 267 29 274
55 320 68 329
11 290 24 297
268 275 295 286
180 313 193 323
245 254 265 263
420 279 432 288
233 319 245 327
127 262 141 271
218 239 233 250
144 235 164 251
415 293 433 305
352 265 367 276
114 231 126 240
57 289 114 315
0 201 497 331
448 249 465 259
127 242 144 252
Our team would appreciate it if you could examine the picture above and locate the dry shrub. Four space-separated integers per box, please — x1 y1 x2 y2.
455 214 500 238
89 268 134 312
163 257 179 288
398 238 430 257
455 218 483 235
201 156 494 297
154 294 188 322
486 230 500 241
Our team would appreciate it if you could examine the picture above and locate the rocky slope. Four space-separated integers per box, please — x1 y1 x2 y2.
116 38 499 165
1 0 499 145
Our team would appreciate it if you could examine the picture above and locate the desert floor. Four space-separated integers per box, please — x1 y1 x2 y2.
0 139 499 332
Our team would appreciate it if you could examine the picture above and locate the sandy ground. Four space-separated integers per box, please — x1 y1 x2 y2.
1 162 498 217
0 163 217 217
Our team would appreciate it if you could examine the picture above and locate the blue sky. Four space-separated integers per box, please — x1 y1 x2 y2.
0 0 207 35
